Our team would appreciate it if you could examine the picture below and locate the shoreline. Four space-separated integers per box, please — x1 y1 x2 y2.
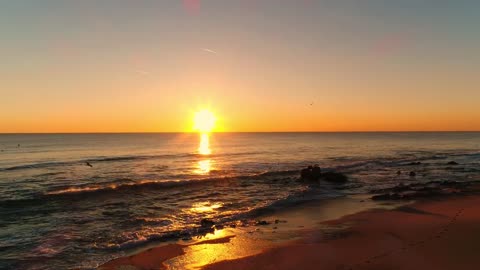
98 195 391 269
99 188 480 270
203 192 480 270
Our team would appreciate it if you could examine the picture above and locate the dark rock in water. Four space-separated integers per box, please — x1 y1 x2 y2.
200 218 215 228
300 166 313 180
396 170 402 175
370 180 473 201
409 171 416 177
198 226 215 235
182 235 193 241
408 162 422 165
300 165 321 181
311 165 322 179
447 161 459 165
322 171 348 183
274 219 287 224
299 165 346 183
256 220 270 226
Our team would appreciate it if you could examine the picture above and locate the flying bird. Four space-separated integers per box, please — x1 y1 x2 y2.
86 162 93 168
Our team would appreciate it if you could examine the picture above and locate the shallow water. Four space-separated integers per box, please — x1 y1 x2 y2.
0 132 479 269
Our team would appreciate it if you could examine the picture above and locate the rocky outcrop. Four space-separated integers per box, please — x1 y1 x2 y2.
370 180 473 201
301 165 321 181
299 165 347 183
200 218 215 228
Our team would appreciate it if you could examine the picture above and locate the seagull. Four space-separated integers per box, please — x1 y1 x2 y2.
86 162 93 167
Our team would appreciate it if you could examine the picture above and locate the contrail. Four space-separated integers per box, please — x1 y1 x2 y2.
202 48 218 54
135 70 150 75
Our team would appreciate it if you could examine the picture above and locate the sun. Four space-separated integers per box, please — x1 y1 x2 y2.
193 109 216 132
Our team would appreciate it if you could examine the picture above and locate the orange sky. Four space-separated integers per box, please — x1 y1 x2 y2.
1 1 479 132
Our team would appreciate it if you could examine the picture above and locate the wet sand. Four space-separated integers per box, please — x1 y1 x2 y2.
99 193 480 270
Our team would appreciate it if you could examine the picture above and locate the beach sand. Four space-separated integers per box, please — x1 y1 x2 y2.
99 192 480 270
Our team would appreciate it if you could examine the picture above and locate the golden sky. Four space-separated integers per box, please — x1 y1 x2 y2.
1 1 479 132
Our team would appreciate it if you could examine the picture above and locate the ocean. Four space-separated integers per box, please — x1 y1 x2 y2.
1 132 479 269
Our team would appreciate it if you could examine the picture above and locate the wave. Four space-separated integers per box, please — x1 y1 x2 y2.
0 169 301 210
99 184 344 251
1 161 69 171
0 151 262 172
45 179 204 195
46 170 300 197
0 154 187 172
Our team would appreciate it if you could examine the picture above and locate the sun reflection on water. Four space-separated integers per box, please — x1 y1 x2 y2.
164 228 272 269
196 159 212 174
198 133 211 155
196 133 213 174
189 201 223 213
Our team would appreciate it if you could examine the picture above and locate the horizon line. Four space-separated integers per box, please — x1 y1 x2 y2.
1 130 479 135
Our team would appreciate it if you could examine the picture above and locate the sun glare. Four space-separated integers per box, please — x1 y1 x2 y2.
193 110 216 133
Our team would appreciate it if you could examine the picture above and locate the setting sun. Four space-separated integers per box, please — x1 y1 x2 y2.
193 110 216 133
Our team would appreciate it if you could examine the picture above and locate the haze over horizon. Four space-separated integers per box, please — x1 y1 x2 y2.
1 0 479 132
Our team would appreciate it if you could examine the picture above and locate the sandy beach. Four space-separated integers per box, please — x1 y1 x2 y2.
99 186 480 270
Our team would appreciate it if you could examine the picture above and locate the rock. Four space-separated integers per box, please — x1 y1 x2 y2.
409 171 416 177
200 218 215 228
256 220 270 226
300 165 321 181
322 171 348 183
370 180 473 201
300 166 313 180
447 161 459 165
299 166 346 183
198 227 214 235
311 165 322 179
